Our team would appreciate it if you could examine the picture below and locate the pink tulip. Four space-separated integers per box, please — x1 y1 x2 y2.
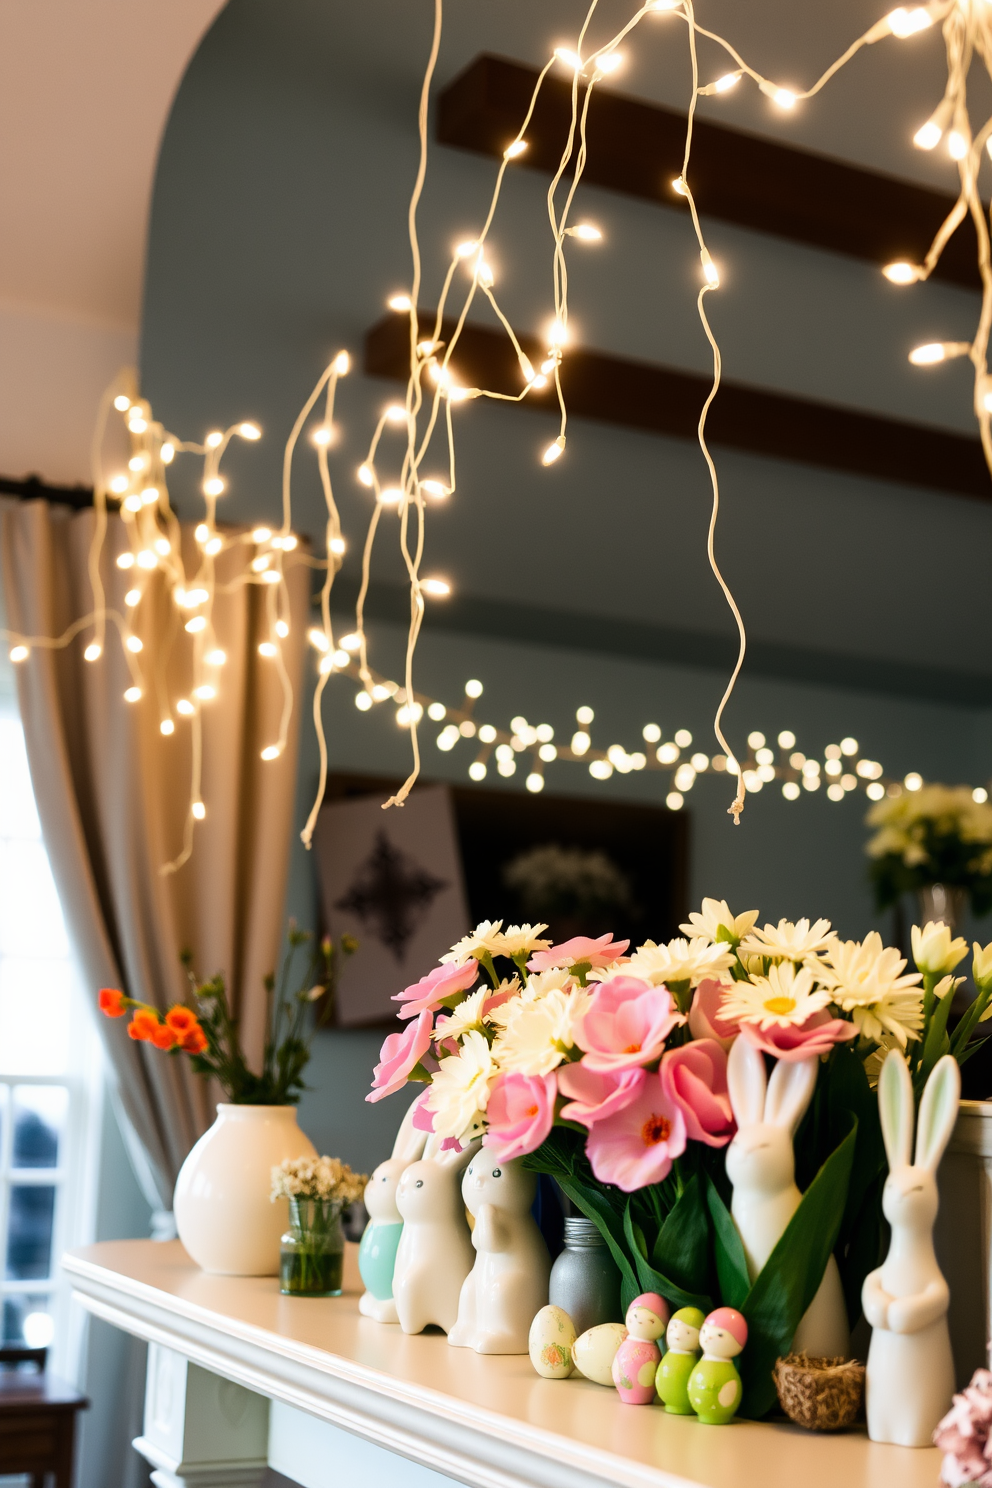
483 1072 557 1161
687 978 741 1049
740 1008 857 1063
557 1063 646 1127
660 1040 735 1147
393 959 479 1018
367 1009 433 1102
574 976 682 1072
410 1089 435 1132
584 1071 687 1191
528 933 629 973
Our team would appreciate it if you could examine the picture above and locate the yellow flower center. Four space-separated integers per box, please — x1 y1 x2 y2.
764 995 796 1015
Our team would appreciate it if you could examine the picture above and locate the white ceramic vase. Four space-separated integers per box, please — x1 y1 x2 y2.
174 1104 316 1276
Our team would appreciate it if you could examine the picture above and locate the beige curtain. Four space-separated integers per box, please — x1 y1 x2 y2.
0 499 309 1218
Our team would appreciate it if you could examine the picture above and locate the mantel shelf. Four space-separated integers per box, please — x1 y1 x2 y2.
64 1240 941 1488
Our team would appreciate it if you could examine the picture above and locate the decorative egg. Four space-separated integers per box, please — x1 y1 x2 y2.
572 1322 629 1386
528 1305 577 1379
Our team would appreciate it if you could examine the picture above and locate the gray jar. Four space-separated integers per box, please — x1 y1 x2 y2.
548 1217 622 1335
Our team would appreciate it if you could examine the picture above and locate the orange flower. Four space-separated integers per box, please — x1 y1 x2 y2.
180 1025 208 1055
150 1023 177 1051
164 1005 198 1036
98 988 126 1018
127 1010 159 1042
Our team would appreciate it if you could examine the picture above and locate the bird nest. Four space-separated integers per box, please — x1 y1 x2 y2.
773 1353 865 1432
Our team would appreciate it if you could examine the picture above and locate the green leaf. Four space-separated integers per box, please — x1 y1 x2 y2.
704 1174 749 1312
737 1120 857 1420
651 1171 712 1297
623 1200 712 1313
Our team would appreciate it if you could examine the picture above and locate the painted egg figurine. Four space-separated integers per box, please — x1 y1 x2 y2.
572 1321 629 1386
611 1293 669 1404
528 1305 577 1379
656 1306 706 1415
687 1307 748 1424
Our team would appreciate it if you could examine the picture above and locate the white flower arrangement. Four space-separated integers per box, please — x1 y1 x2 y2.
866 784 992 916
270 1155 367 1206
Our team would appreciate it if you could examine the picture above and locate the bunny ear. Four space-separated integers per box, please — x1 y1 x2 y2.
437 1136 481 1171
727 1036 767 1126
878 1047 914 1171
915 1054 961 1172
764 1056 817 1135
391 1098 429 1164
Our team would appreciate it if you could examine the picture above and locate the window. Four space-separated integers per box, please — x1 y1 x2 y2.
0 711 100 1374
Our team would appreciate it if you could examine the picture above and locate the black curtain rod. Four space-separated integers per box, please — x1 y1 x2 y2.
0 475 93 509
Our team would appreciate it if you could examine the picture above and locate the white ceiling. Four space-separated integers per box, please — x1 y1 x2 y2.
0 0 226 330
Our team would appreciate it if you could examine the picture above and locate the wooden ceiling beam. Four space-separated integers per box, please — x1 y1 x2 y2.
437 54 978 290
364 311 990 500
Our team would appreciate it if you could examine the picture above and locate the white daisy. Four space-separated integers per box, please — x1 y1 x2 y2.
679 898 759 945
624 937 734 988
720 962 832 1029
499 923 552 957
491 987 590 1076
426 1030 495 1138
738 917 836 963
440 919 505 965
817 933 922 1010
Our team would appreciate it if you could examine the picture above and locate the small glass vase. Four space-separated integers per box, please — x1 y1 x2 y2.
279 1197 345 1297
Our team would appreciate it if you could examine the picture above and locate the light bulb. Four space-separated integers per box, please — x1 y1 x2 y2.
109 476 129 495
713 71 740 92
160 442 175 464
948 130 968 160
186 588 209 606
914 119 943 150
909 342 952 364
974 787 989 804
883 261 921 284
206 537 222 556
773 89 797 109
126 635 143 653
312 426 333 447
341 633 361 652
185 616 207 634
160 719 175 736
385 404 407 424
258 641 278 658
886 6 933 37
841 736 859 755
141 486 159 506
782 781 800 801
129 455 148 472
455 239 479 258
504 140 527 159
117 553 135 570
84 643 101 662
195 523 209 542
904 771 923 791
329 537 346 555
594 52 622 75
422 577 451 597
569 223 602 241
194 684 216 700
421 480 448 498
203 477 225 497
252 555 271 572
123 495 143 513
526 772 545 793
748 730 766 749
205 649 226 666
318 655 333 675
113 395 131 411
674 729 693 747
124 686 142 703
479 725 496 743
275 620 289 639
176 699 195 716
465 679 483 698
700 248 720 286
239 422 261 440
252 527 272 542
125 589 141 607
649 0 679 9
191 801 206 820
355 692 372 711
542 436 566 465
867 781 886 801
128 417 148 434
261 745 281 761
154 538 170 556
643 723 661 743
778 730 796 749
548 319 568 347
380 487 403 505
8 646 28 663
469 761 487 781
672 177 688 196
387 293 412 311
205 431 223 449
554 47 583 69
357 464 374 487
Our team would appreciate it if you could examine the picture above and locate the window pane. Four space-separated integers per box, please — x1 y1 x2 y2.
6 1185 56 1280
12 1087 67 1169
2 1293 54 1347
0 841 68 959
0 718 40 841
0 960 71 1075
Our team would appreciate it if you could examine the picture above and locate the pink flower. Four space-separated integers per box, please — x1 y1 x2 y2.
574 976 682 1072
557 1063 646 1127
528 934 629 973
411 1089 435 1132
688 978 741 1049
660 1040 735 1148
367 1010 433 1102
483 1073 556 1161
393 959 479 1018
740 1008 857 1063
935 1369 992 1486
584 1071 687 1191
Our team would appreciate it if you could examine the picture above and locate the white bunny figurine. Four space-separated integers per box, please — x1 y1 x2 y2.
359 1101 428 1323
862 1049 960 1447
448 1154 551 1354
392 1136 480 1335
725 1037 850 1358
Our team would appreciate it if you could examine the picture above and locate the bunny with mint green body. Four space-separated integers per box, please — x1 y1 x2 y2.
862 1050 960 1447
358 1102 427 1323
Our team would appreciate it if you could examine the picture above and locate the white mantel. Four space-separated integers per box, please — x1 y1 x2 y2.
63 1239 942 1488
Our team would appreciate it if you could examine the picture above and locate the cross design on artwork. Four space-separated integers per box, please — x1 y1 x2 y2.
335 829 448 962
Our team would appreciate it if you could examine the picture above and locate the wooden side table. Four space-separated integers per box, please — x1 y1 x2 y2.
0 1346 88 1488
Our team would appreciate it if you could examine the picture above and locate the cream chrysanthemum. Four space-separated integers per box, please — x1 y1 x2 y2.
721 962 832 1029
499 923 552 957
623 937 734 987
679 898 759 945
441 920 505 965
434 985 499 1042
490 987 590 1076
816 932 924 1047
426 1030 495 1138
738 917 836 963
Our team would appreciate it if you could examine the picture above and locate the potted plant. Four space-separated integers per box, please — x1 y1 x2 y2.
99 923 356 1275
865 783 992 929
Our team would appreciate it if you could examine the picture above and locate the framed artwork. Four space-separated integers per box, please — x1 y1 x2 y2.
316 774 688 1026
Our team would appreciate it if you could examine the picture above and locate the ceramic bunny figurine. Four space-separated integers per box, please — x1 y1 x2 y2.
392 1136 479 1335
725 1037 849 1358
447 1154 551 1353
358 1101 428 1323
862 1049 960 1447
